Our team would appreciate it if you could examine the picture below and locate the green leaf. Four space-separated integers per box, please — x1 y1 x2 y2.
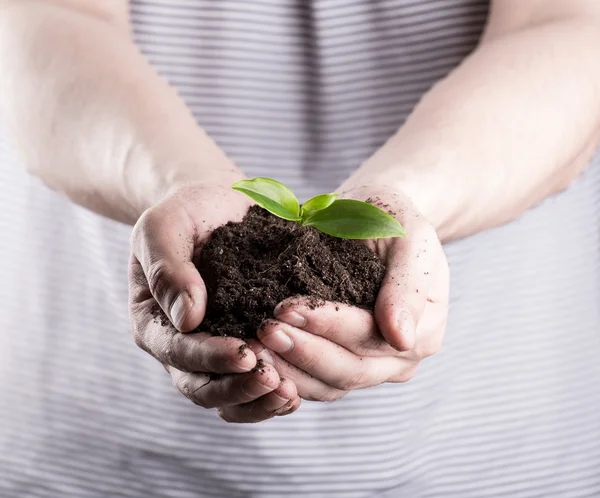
300 193 338 219
303 199 406 239
232 178 301 221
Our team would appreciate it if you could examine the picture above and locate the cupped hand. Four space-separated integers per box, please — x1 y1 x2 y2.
257 185 449 401
129 184 301 422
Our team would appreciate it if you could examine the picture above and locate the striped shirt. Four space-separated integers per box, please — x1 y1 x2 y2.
1 1 599 497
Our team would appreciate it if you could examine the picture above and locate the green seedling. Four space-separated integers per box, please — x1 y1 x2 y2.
232 177 406 239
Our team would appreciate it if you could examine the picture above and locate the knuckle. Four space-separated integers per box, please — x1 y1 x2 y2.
132 207 160 250
172 371 191 397
163 332 187 370
320 319 338 339
128 257 147 290
130 320 151 354
357 335 387 356
333 377 355 392
130 214 145 248
416 339 442 359
173 371 211 408
145 260 172 301
138 205 161 231
294 351 322 372
391 366 418 383
334 367 370 391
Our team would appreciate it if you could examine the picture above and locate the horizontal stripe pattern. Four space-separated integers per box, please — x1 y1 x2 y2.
1 1 600 497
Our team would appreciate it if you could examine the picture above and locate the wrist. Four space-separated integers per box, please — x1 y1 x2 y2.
125 159 246 223
342 142 466 241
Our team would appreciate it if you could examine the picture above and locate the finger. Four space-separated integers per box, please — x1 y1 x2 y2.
168 361 281 409
265 354 348 402
131 199 208 332
273 298 397 357
218 378 300 423
258 320 414 391
131 303 256 373
246 340 343 403
268 346 418 392
374 220 438 352
275 396 301 417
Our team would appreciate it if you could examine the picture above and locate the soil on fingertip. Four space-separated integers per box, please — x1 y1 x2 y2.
196 205 385 339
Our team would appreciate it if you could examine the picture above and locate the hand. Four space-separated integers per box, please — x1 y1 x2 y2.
129 184 301 422
257 186 449 401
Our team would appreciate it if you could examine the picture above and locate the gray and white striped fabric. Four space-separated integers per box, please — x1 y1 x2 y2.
1 1 599 497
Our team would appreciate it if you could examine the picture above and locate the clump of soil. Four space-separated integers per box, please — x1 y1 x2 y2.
196 205 385 339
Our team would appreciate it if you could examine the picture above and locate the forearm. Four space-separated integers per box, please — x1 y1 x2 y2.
0 1 242 224
345 17 600 241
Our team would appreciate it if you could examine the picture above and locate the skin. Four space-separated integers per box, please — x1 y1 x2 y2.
1 0 600 422
256 185 448 402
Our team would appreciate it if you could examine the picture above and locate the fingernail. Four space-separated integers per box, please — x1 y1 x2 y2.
272 394 290 406
256 348 275 365
275 401 295 416
275 311 306 329
241 379 273 397
170 291 190 330
264 330 293 354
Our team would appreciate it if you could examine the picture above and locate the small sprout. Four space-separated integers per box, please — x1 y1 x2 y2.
232 177 406 239
301 193 338 217
232 177 300 221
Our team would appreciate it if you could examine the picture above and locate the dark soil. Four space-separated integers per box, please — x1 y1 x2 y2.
196 205 385 339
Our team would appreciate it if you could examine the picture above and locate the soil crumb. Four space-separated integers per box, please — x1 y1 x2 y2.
196 206 385 339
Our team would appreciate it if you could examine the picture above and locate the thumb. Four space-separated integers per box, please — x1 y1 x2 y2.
374 234 431 352
131 200 207 333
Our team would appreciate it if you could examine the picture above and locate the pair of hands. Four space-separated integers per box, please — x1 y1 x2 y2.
129 183 449 423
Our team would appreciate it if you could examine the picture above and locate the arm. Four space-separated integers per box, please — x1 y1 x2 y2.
0 0 242 224
258 0 600 400
342 0 600 241
0 0 299 423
